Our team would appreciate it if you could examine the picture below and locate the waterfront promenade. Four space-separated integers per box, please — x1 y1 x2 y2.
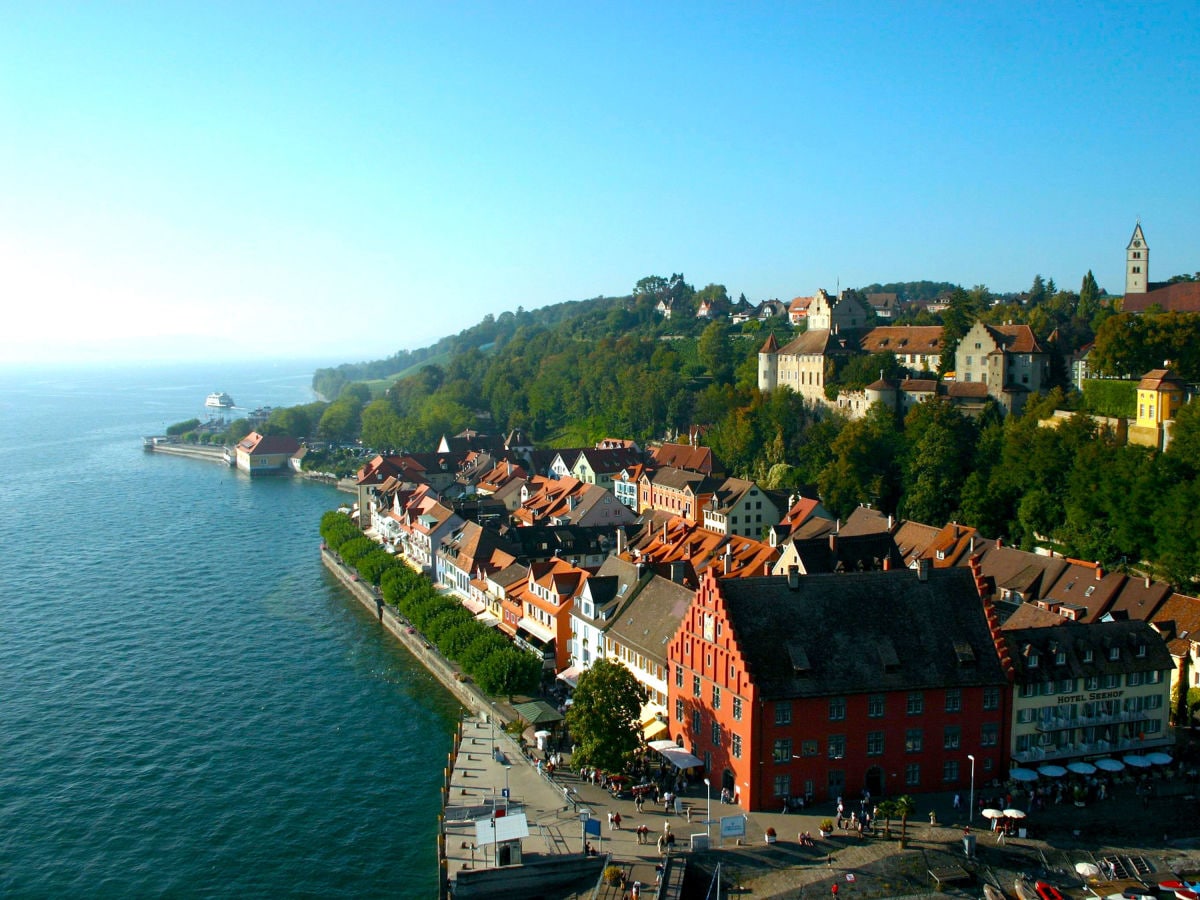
321 547 1200 897
443 721 1200 898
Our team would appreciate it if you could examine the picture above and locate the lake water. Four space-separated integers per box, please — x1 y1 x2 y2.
0 361 461 897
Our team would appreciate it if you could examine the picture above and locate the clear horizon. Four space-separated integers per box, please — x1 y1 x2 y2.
2 2 1197 365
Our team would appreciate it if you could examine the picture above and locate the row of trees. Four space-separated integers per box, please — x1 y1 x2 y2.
319 512 542 698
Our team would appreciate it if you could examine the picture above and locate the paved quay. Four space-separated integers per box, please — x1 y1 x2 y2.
445 720 1200 898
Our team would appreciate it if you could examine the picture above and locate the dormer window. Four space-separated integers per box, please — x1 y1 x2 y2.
1136 644 1147 658
1109 647 1120 661
1083 648 1094 663
1028 652 1039 668
1055 651 1066 666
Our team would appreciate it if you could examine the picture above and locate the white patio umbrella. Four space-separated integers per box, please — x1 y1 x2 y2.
1002 808 1027 819
1094 758 1125 772
1067 761 1097 775
1124 754 1152 768
1075 862 1101 878
1146 752 1173 765
1009 768 1039 782
1038 764 1068 778
981 808 1005 819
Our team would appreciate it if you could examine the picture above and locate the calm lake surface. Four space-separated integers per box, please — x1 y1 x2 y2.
0 361 461 897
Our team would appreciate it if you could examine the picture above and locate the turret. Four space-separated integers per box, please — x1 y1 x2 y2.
758 333 779 392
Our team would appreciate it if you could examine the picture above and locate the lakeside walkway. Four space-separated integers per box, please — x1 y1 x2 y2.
320 547 1200 897
445 721 1200 898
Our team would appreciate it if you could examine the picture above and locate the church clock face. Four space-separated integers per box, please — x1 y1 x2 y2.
1134 240 1142 248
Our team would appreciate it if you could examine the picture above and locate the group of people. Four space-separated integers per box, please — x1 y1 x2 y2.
797 831 818 847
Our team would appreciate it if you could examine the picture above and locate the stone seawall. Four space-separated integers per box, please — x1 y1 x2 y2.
144 441 230 463
319 547 518 727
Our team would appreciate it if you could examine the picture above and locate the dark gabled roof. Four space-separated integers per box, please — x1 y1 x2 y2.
946 381 990 399
649 466 713 493
837 506 892 536
606 575 694 665
1004 619 1173 681
790 531 900 574
777 329 839 357
719 568 1006 700
502 524 619 561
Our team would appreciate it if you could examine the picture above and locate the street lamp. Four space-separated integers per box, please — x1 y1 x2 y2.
703 777 712 843
504 764 512 813
966 754 976 824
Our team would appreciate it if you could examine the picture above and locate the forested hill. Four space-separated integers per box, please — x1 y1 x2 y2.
312 294 626 400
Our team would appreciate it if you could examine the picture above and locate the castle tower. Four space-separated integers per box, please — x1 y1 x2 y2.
758 333 779 392
1126 222 1149 295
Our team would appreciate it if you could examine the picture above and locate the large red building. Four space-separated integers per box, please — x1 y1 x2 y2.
667 566 1012 811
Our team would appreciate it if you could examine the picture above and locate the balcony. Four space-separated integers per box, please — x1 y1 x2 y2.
1012 728 1175 764
1034 708 1155 731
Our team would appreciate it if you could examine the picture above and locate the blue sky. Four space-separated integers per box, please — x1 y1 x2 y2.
2 2 1197 365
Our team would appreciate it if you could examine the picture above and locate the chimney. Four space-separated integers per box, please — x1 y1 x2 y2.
996 537 1003 549
917 558 930 582
723 554 730 575
763 562 771 576
1095 562 1103 580
787 565 800 590
883 556 891 571
616 527 626 556
887 514 894 531
1145 576 1151 588
829 531 838 554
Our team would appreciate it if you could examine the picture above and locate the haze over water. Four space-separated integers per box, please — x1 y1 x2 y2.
0 362 461 897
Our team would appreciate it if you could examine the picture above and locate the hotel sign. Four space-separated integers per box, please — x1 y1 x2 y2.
1056 689 1124 705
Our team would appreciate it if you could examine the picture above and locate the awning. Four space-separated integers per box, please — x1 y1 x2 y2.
643 719 669 741
461 596 486 614
517 616 555 644
648 739 704 770
556 665 582 688
475 611 500 627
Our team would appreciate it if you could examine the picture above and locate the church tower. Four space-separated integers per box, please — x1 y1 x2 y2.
1126 223 1149 295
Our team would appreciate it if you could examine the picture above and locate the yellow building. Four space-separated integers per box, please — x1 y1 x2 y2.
1128 368 1186 451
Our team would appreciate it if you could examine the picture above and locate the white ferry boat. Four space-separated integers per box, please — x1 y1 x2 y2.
205 391 235 409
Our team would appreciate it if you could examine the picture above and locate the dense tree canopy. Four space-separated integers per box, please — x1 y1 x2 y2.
565 658 648 774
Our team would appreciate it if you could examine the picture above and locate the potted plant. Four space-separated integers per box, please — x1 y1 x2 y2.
765 826 777 844
819 819 834 838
